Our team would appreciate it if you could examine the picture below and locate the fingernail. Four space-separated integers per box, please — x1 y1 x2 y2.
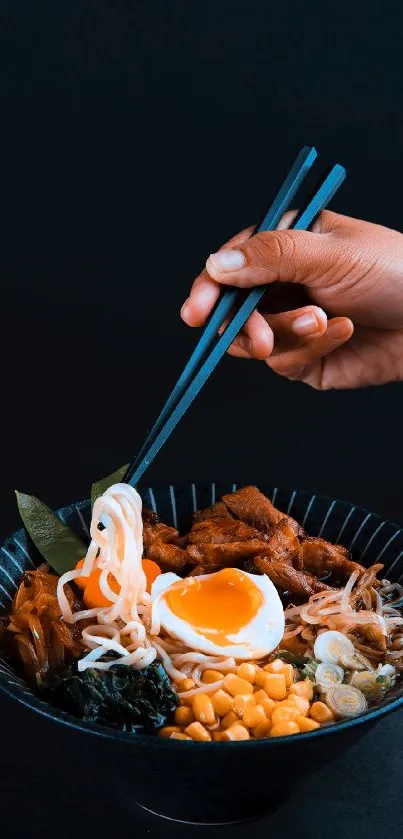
207 249 246 273
327 320 350 339
291 313 319 336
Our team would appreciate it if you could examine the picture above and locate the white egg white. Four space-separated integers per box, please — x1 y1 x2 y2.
151 570 285 659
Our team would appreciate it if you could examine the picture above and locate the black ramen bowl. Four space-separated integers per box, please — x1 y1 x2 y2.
1 482 403 825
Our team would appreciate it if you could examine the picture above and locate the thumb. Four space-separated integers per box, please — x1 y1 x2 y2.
205 224 341 290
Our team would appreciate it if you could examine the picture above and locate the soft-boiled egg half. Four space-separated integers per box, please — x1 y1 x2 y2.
151 567 285 659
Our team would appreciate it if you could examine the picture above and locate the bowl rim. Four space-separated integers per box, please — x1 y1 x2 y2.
1 484 403 748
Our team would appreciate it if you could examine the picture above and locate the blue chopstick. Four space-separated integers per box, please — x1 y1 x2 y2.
125 146 317 480
125 161 346 487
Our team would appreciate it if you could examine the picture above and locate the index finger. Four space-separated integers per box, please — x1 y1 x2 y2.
181 227 253 327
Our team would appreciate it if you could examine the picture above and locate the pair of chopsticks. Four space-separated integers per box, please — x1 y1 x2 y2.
124 146 345 487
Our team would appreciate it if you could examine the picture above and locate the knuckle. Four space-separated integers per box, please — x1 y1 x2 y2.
267 355 304 378
309 377 325 391
268 353 331 391
250 231 297 277
305 361 330 391
315 373 332 391
312 209 338 233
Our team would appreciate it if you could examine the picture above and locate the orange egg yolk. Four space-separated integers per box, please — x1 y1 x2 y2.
164 567 264 646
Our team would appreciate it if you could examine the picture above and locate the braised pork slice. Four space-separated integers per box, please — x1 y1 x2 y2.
193 501 233 522
222 486 303 536
260 518 302 568
143 521 188 572
305 572 337 594
187 540 269 568
243 558 264 574
254 556 334 599
186 564 221 577
143 522 180 550
300 537 365 580
142 507 159 525
146 541 188 573
188 518 264 546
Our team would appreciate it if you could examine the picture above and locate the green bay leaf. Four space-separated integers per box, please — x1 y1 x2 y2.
16 491 87 576
91 463 129 507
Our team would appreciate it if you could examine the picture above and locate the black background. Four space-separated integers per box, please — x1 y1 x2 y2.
1 1 403 836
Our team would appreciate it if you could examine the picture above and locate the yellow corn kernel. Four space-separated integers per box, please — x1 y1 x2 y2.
224 673 254 697
158 726 182 738
192 693 216 726
264 661 293 687
184 721 212 741
221 710 238 729
309 701 335 723
286 695 310 715
221 723 250 741
264 673 287 701
289 679 313 701
177 678 196 693
270 720 300 737
236 663 256 683
271 705 300 725
174 705 194 726
232 693 256 717
212 731 223 741
202 669 224 684
297 715 320 732
211 689 233 717
254 667 267 687
170 732 192 740
260 697 277 718
253 688 269 703
242 703 267 729
264 658 285 673
282 664 295 688
252 720 272 738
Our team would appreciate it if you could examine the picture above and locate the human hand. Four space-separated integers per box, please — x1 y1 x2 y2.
181 212 403 389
